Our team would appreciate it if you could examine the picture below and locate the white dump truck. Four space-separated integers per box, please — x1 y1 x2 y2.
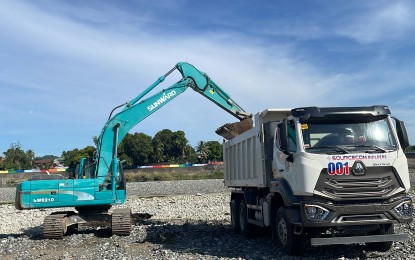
223 106 412 255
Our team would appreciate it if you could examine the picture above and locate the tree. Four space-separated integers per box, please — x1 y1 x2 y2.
61 146 95 168
119 132 153 167
405 145 415 153
152 129 174 163
0 156 4 170
92 136 99 147
173 130 189 160
25 149 36 169
152 140 164 163
206 141 223 161
196 141 210 163
3 142 33 170
185 144 198 163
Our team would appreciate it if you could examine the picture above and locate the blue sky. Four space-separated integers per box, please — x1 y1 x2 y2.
1 0 414 157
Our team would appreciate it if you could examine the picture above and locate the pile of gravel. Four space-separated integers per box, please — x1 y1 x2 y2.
1 179 414 259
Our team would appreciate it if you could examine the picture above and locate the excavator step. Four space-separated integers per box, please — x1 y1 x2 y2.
43 214 67 239
111 208 132 236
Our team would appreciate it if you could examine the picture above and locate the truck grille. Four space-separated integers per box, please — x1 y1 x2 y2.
314 166 405 201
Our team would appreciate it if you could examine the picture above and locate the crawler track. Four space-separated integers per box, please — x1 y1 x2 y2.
43 214 67 239
111 208 132 236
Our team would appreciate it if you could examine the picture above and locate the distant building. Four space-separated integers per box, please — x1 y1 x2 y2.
56 157 65 166
34 158 65 169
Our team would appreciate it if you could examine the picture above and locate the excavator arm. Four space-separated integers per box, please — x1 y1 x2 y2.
94 62 252 179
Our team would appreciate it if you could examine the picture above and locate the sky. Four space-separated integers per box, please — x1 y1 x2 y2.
1 0 414 157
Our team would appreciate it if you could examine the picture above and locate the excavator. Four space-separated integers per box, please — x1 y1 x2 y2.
14 62 252 239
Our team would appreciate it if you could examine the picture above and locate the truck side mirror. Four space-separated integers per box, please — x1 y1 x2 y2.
277 122 290 155
395 119 410 150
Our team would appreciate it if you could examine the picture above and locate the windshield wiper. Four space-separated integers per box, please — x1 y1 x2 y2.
347 144 388 153
311 146 349 154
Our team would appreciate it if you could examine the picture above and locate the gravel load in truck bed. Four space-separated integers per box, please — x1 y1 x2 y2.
1 176 415 259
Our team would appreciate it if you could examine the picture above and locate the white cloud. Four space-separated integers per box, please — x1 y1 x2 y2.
335 1 415 44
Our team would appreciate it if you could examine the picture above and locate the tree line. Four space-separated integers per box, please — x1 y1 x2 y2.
0 129 223 170
4 133 413 171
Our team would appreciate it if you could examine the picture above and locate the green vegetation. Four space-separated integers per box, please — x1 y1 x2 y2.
405 145 415 153
1 128 223 170
124 171 224 182
62 146 95 168
1 142 35 170
64 129 223 169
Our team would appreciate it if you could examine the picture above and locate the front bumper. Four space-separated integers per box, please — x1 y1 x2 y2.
299 195 413 227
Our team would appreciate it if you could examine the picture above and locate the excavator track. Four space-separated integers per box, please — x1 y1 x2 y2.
111 208 132 236
43 214 67 239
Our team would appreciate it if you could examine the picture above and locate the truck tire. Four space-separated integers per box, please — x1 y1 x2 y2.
230 200 240 233
239 201 253 238
274 207 304 255
365 224 394 252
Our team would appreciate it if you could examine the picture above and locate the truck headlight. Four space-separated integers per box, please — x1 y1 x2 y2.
394 200 413 218
304 204 329 221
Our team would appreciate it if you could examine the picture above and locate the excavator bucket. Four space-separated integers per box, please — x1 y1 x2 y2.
215 117 253 140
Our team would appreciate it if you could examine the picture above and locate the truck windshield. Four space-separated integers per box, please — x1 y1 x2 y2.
302 117 397 154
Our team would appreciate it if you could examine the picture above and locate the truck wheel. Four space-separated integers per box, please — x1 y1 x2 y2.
366 224 394 252
275 207 304 255
230 200 240 233
239 201 253 238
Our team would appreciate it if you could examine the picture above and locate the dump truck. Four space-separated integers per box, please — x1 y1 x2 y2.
223 106 412 255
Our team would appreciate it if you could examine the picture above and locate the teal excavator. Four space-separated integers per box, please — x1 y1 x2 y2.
15 62 252 238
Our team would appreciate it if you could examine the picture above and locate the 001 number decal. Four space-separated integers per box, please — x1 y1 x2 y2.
327 162 349 175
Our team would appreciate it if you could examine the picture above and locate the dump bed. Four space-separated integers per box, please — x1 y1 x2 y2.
223 109 291 188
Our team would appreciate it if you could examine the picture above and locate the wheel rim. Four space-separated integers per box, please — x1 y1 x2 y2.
277 218 288 245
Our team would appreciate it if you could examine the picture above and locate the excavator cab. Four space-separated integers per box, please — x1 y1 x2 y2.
73 158 95 179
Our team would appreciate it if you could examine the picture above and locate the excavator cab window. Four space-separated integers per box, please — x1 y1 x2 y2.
74 158 96 179
83 159 95 179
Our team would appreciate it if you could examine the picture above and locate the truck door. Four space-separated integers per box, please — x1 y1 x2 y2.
274 120 297 177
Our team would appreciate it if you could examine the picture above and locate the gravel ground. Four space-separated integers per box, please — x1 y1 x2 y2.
1 173 415 260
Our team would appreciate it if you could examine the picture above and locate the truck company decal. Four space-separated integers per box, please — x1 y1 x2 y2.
147 90 177 111
327 162 349 175
373 162 391 166
329 154 387 161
